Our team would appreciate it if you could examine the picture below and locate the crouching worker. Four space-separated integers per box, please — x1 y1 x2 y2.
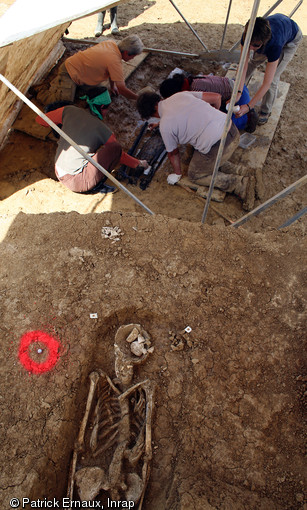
36 103 148 194
237 15 302 125
41 35 144 104
160 72 258 133
136 90 255 210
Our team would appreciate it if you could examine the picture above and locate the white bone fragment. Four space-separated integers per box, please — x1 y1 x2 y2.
130 341 147 357
75 467 109 501
126 473 143 502
126 327 139 343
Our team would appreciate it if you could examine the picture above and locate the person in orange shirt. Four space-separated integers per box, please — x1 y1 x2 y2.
43 35 143 104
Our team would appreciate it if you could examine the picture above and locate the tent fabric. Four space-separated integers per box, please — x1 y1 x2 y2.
0 0 121 48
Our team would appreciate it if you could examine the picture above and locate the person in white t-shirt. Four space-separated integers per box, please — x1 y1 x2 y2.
136 90 255 210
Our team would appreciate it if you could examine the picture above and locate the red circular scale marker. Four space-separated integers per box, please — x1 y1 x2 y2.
18 330 61 374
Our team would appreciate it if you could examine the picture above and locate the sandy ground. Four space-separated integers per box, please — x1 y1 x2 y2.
0 1 306 509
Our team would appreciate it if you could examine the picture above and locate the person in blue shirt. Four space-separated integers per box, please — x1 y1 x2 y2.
236 14 302 125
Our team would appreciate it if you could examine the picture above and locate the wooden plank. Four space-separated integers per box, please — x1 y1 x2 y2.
226 68 290 200
199 50 241 63
179 176 226 202
114 52 148 82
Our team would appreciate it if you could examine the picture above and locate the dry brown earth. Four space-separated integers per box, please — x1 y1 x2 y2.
0 1 306 509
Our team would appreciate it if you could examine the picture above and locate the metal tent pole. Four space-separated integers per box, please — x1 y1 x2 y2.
228 0 284 52
63 38 201 58
0 73 155 216
230 175 307 228
220 0 233 50
201 0 260 225
143 47 199 57
168 0 209 52
288 0 304 18
278 206 307 230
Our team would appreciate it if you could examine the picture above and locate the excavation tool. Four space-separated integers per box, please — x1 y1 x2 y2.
116 121 149 182
118 126 167 190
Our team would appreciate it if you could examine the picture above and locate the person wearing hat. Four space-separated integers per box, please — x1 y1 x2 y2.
36 104 148 194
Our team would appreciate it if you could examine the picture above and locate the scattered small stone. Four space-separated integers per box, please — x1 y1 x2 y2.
191 358 200 364
296 375 307 382
101 226 122 242
130 341 147 356
170 338 184 351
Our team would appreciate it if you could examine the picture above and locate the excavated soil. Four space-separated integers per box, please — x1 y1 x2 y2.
0 1 306 509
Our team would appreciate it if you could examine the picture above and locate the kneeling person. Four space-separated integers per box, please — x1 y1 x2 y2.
36 104 148 193
137 90 254 210
43 35 143 104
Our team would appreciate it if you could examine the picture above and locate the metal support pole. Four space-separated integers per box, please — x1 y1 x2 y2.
63 38 201 58
201 0 260 225
143 47 199 57
168 0 209 52
278 206 307 229
0 73 155 216
220 0 233 50
230 175 307 228
288 0 304 18
62 38 201 58
228 0 284 52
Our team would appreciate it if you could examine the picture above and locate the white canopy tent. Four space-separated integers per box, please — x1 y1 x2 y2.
0 0 122 48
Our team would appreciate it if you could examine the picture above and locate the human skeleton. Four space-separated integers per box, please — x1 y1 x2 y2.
67 324 155 509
